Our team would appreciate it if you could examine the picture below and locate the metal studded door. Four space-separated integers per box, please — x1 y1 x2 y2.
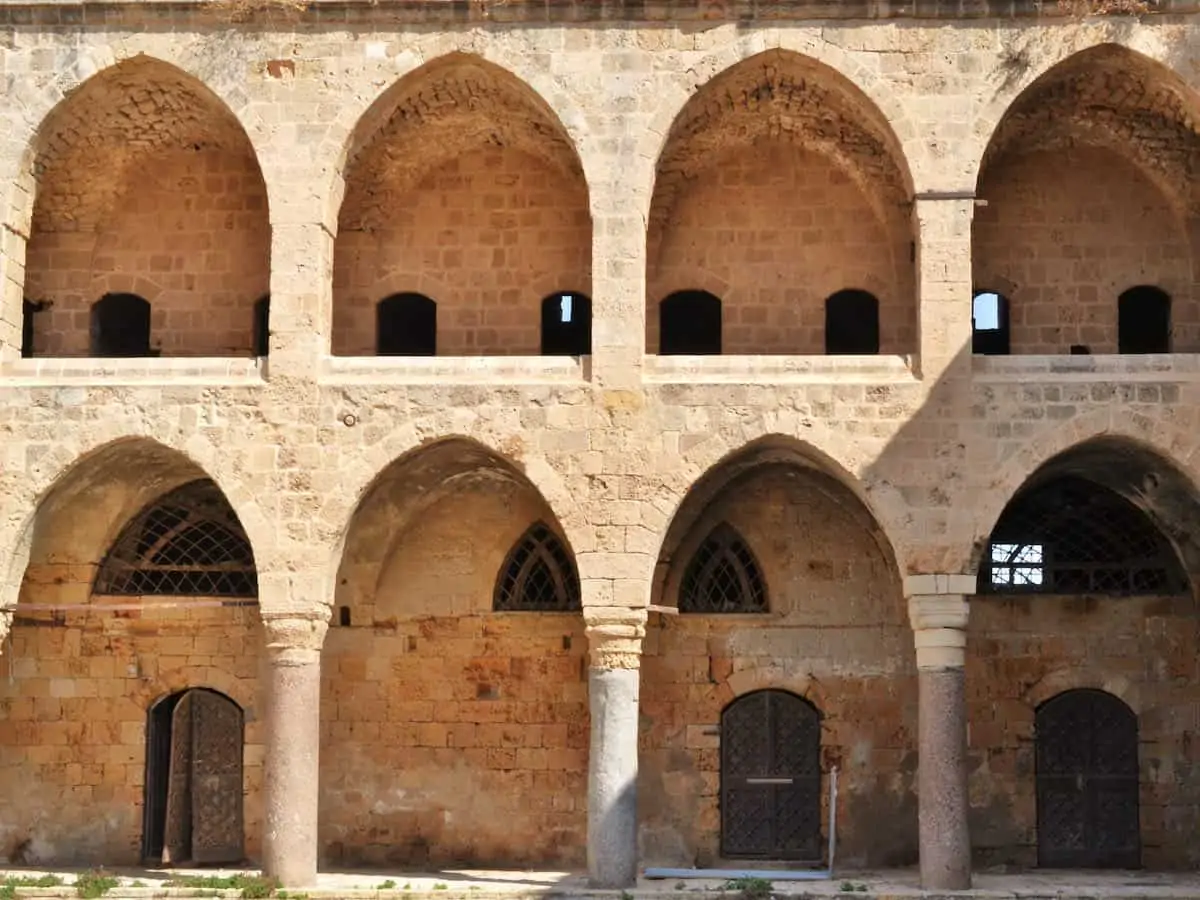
161 692 195 866
1036 689 1140 868
189 689 245 864
720 690 822 860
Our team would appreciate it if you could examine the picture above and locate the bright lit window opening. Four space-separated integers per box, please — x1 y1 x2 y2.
989 542 1044 586
560 294 573 324
974 292 1001 331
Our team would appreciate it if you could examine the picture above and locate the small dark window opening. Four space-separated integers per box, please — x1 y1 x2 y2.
541 292 591 356
252 296 270 358
1070 344 1091 356
660 290 722 355
91 293 152 358
338 606 351 627
972 291 1010 355
21 298 46 359
824 290 880 354
377 293 437 356
1118 286 1171 354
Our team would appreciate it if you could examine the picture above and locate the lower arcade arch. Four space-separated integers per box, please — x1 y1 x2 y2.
639 440 915 869
967 438 1200 869
0 441 263 866
321 439 586 867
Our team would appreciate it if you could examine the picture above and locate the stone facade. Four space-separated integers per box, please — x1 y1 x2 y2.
1 1 1200 891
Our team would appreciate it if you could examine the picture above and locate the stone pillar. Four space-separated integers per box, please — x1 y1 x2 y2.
585 607 646 888
588 181 647 391
265 219 335 380
262 614 328 888
906 575 974 891
913 195 975 381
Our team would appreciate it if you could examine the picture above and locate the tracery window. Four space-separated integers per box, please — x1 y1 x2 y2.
493 522 581 612
94 480 258 597
981 476 1187 596
680 523 767 613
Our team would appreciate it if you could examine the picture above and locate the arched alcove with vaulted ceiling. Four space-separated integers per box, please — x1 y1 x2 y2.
21 56 270 359
639 436 916 869
646 50 915 358
333 54 592 359
0 438 265 866
967 436 1200 869
973 45 1200 356
321 437 587 868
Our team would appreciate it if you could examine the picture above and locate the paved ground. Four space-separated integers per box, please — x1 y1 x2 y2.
5 867 1200 899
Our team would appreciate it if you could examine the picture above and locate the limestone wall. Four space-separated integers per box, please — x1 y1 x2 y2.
0 1 1199 873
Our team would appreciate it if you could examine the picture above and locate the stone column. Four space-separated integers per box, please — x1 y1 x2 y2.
585 607 646 888
913 195 975 381
906 575 974 891
262 614 328 888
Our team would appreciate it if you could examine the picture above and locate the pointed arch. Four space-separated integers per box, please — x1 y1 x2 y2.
0 436 268 615
646 49 915 357
493 521 581 612
333 53 591 357
975 43 1200 207
972 433 1200 590
973 44 1200 356
19 55 270 358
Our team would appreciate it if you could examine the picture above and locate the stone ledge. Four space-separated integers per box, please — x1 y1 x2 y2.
320 354 588 386
972 353 1200 382
0 0 1193 26
644 354 916 384
0 356 265 386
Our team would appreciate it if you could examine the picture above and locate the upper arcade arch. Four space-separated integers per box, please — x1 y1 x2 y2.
645 50 916 358
18 55 271 358
332 53 592 358
972 44 1200 355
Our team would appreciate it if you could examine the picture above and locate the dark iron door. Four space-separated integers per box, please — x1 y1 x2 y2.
720 690 821 860
161 692 195 866
189 689 245 864
1036 689 1140 868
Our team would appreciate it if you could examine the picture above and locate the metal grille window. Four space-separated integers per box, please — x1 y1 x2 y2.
680 524 767 613
493 522 581 612
94 480 258 597
981 476 1187 596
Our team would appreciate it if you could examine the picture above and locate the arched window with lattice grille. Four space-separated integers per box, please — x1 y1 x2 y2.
493 522 580 612
94 480 258 598
981 476 1187 596
679 523 768 613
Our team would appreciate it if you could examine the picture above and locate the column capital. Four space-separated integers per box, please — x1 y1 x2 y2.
908 593 969 670
262 612 329 665
584 607 647 670
903 573 977 597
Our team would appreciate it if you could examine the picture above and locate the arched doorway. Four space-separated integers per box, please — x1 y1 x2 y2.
720 690 822 861
143 688 245 866
1035 689 1139 868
